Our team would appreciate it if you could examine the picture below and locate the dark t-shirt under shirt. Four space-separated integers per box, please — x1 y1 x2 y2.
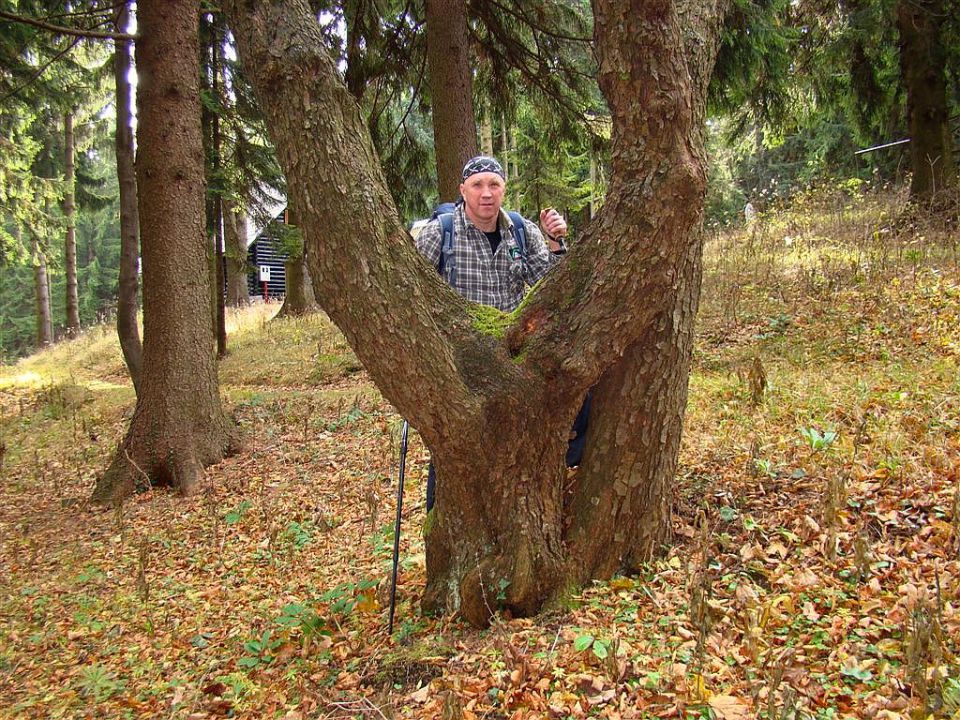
484 229 501 254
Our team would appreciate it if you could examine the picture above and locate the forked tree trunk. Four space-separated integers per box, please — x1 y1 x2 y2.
93 0 235 505
897 0 957 201
114 0 143 395
223 198 250 307
226 0 717 627
425 0 477 200
31 232 53 348
63 110 81 337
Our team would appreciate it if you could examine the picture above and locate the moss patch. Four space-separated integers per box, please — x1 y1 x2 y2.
468 304 512 339
422 507 439 538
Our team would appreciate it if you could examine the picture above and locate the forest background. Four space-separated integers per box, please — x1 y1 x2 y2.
3 0 956 360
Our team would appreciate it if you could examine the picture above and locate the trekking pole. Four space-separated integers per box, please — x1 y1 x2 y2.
387 420 410 634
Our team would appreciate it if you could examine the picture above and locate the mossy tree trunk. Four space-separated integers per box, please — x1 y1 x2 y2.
226 0 724 626
93 0 235 505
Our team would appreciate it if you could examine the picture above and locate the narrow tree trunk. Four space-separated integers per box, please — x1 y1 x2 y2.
223 198 250 307
93 0 235 505
211 15 228 357
114 0 143 395
425 0 477 200
214 198 228 356
63 110 81 336
897 0 956 201
31 232 53 348
480 108 494 156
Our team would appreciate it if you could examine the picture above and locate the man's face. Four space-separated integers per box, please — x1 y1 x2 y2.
459 172 505 230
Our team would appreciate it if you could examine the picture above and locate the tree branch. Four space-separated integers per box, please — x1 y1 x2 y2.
0 9 136 40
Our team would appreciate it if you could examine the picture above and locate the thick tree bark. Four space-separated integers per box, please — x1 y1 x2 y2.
897 0 956 200
425 0 477 200
93 0 235 505
114 0 143 395
63 110 80 337
31 231 53 348
223 198 250 307
226 0 713 626
566 0 728 580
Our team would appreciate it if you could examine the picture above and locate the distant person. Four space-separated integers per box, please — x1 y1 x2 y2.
744 200 757 226
413 155 589 510
414 155 568 311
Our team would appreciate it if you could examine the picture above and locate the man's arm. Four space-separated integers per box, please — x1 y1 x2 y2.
521 219 559 285
413 218 443 268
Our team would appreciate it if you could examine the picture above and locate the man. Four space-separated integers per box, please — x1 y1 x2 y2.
414 155 568 312
414 156 585 511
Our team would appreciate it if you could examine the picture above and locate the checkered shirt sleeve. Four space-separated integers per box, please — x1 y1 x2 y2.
414 206 560 312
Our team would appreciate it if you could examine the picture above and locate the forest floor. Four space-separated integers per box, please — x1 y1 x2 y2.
1 187 959 720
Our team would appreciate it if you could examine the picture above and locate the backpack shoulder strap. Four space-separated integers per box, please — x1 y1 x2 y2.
437 212 456 285
506 211 527 257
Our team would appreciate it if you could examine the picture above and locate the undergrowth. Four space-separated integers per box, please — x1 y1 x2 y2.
0 186 957 719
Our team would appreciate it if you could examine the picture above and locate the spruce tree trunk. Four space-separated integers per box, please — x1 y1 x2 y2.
30 235 53 348
226 0 720 626
114 0 143 395
211 15 228 357
425 0 477 200
223 198 250 307
480 108 494 156
93 0 235 504
31 232 53 348
897 0 957 200
63 110 81 337
214 198 228 357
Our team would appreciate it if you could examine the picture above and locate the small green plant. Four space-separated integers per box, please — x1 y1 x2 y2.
325 406 365 432
238 630 282 668
319 578 379 618
225 500 252 525
76 664 123 702
800 426 838 452
280 521 313 550
753 458 778 478
718 506 738 522
942 677 960 715
75 565 105 585
573 631 610 660
275 603 328 645
495 578 510 602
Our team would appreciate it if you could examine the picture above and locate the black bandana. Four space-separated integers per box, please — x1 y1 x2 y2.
461 156 505 181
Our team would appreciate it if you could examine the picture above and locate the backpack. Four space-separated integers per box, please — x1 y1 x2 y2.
432 203 528 287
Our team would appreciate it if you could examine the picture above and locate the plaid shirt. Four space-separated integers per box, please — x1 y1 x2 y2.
414 205 561 312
